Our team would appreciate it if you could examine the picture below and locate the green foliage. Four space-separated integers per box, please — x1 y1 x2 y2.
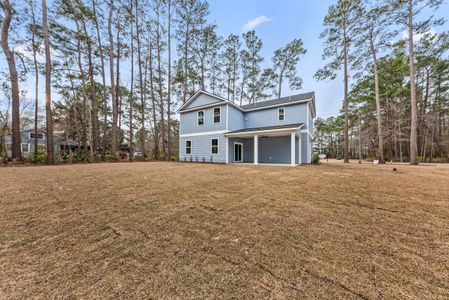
312 154 320 164
30 145 46 164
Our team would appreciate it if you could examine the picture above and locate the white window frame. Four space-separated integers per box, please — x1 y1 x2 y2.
213 107 221 123
211 138 219 154
185 140 192 154
197 110 205 126
278 107 285 121
21 143 30 153
234 142 243 162
29 132 44 139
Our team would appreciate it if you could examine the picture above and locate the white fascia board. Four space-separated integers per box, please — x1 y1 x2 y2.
224 124 304 137
180 130 228 138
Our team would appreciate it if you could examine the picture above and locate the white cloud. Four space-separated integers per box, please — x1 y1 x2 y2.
402 29 437 42
242 15 272 32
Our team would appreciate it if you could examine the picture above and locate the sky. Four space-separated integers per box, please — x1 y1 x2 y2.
3 0 449 120
206 0 449 118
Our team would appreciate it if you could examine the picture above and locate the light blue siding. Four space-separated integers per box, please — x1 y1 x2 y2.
228 137 254 163
179 134 226 163
180 104 227 134
244 103 308 129
228 105 245 131
259 136 292 164
301 132 308 163
184 93 223 109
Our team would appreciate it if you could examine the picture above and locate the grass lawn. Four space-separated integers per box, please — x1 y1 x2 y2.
1 161 448 299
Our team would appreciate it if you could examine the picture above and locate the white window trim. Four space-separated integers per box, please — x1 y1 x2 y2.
278 107 285 121
185 140 192 155
234 142 243 162
211 138 219 155
213 106 221 123
21 143 30 153
29 132 44 139
197 110 205 126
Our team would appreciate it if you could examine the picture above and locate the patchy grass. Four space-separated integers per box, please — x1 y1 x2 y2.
1 162 448 299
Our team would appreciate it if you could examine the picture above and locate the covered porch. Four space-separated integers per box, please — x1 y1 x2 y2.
225 123 304 166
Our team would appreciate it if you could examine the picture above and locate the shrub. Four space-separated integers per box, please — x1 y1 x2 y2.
312 154 320 164
30 145 46 164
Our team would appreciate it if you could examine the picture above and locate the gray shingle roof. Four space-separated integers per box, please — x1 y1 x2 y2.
241 92 315 110
225 123 304 135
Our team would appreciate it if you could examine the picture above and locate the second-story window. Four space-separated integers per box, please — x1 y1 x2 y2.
278 107 285 121
213 107 221 123
198 110 204 125
30 132 44 139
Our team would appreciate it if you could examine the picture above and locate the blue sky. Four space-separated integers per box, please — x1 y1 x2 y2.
207 0 449 118
4 0 449 120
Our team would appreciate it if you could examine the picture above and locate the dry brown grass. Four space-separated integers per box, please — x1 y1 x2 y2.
1 161 448 299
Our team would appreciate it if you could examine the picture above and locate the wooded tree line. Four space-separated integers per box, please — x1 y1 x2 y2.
0 0 306 163
315 0 448 164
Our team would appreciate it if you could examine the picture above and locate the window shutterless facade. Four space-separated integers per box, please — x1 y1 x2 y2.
197 110 204 125
278 107 285 121
211 138 219 154
185 140 192 154
213 107 221 123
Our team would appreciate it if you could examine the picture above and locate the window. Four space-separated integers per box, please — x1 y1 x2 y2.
197 110 204 125
6 143 12 151
213 107 221 123
211 139 219 154
185 140 192 154
21 143 29 153
278 107 285 121
30 132 44 139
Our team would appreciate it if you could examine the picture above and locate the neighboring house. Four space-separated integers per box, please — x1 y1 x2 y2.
178 90 316 165
5 129 79 159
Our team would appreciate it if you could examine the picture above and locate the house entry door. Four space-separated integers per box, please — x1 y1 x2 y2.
234 143 243 162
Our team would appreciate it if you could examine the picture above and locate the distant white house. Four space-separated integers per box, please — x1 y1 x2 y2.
177 90 315 165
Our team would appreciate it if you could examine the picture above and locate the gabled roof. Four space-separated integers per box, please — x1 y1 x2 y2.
241 92 315 110
178 90 316 117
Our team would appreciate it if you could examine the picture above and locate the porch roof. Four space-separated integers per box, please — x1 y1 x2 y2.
224 123 304 137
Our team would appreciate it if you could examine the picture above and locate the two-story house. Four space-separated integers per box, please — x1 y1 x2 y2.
178 90 315 165
5 128 79 159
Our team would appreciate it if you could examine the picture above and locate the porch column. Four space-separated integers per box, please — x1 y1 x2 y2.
291 132 296 166
254 134 258 165
298 132 302 164
225 137 229 164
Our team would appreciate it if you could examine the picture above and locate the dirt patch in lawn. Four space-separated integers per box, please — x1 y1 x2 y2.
1 162 448 299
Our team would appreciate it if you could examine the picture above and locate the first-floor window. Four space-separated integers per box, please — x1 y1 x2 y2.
21 143 29 153
6 143 12 151
211 138 219 154
186 140 192 154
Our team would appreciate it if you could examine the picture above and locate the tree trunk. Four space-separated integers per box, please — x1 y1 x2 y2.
108 1 118 157
129 0 134 161
29 0 39 162
343 25 349 163
42 0 54 164
408 0 418 164
156 8 165 159
167 0 172 160
1 0 21 161
135 0 146 159
369 25 385 164
92 0 108 160
82 18 98 159
148 29 159 159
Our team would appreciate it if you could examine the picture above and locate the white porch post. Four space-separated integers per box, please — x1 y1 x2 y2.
291 132 296 166
225 137 229 164
254 134 259 165
298 132 302 164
